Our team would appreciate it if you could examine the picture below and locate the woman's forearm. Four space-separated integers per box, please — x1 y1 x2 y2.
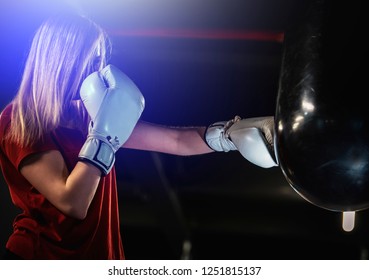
123 121 214 156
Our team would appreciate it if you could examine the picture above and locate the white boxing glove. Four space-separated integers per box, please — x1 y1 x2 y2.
205 116 278 168
79 64 145 175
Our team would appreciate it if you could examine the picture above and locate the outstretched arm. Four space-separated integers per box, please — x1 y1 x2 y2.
125 115 278 169
123 121 214 156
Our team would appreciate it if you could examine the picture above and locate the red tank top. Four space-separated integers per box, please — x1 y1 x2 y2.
0 104 124 259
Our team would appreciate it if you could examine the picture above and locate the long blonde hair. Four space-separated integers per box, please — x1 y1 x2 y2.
9 13 112 147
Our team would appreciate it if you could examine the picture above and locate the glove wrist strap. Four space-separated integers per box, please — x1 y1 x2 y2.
205 116 241 152
78 136 115 176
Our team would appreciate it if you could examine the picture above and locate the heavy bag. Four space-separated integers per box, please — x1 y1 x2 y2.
275 0 369 211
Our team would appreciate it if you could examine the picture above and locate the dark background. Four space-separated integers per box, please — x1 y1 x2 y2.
1 0 369 260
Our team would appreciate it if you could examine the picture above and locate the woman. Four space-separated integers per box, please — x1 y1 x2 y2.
0 13 275 259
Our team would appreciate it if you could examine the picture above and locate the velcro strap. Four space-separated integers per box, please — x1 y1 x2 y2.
205 121 237 152
78 137 115 175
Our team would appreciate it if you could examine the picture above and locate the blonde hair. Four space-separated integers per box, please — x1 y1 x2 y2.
9 13 112 147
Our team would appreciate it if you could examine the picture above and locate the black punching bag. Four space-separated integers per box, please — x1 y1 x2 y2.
275 0 369 212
